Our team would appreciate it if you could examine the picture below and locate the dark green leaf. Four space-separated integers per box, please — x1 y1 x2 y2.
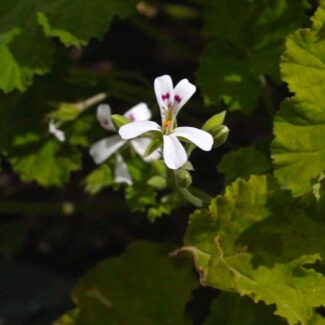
70 241 197 324
218 146 272 184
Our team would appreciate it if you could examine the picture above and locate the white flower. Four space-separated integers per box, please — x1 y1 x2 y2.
118 75 213 169
114 153 132 186
89 103 159 185
49 120 65 142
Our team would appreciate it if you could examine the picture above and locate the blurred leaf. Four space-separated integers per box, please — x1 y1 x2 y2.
125 154 161 212
0 23 52 93
68 115 95 147
0 0 136 92
218 146 272 184
272 2 325 196
310 315 325 325
68 241 197 324
54 309 79 325
182 175 325 325
204 292 286 325
197 40 262 113
197 0 308 112
37 0 136 47
148 192 186 222
0 68 100 152
50 103 81 122
84 164 114 195
10 140 81 186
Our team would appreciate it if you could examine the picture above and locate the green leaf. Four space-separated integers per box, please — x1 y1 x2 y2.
144 137 163 158
0 1 54 93
148 192 186 222
124 154 161 212
204 292 286 325
10 140 81 187
206 246 325 325
197 40 261 113
271 2 325 196
0 65 102 186
0 0 136 92
185 175 273 257
218 146 272 184
310 315 325 325
182 175 325 325
68 115 95 147
37 0 136 47
84 164 114 195
238 189 325 266
68 241 197 324
53 309 79 325
197 0 308 112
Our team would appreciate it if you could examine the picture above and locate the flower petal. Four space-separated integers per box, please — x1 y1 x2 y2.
173 79 196 115
114 154 132 185
131 138 161 161
163 134 187 169
97 104 115 131
154 75 174 116
89 135 125 164
119 121 161 140
172 127 213 151
123 102 151 122
49 121 65 142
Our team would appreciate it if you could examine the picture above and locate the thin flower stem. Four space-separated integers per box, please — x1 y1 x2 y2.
76 93 107 113
176 185 203 207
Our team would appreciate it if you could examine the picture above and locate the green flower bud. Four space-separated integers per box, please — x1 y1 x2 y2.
175 169 192 188
49 93 107 122
147 176 167 190
49 103 80 122
202 111 226 132
210 125 229 148
111 114 130 130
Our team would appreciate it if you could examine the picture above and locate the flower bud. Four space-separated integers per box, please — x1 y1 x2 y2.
147 176 167 190
49 103 80 122
175 169 192 188
210 125 229 148
202 111 226 132
111 114 130 130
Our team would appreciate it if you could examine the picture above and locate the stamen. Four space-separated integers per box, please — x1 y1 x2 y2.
174 95 181 104
163 120 171 129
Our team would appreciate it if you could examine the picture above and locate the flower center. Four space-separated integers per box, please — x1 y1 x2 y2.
163 106 174 134
161 93 182 134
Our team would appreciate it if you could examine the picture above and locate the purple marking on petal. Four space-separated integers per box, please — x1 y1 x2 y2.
129 114 135 121
162 93 170 102
174 95 181 104
102 120 109 126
